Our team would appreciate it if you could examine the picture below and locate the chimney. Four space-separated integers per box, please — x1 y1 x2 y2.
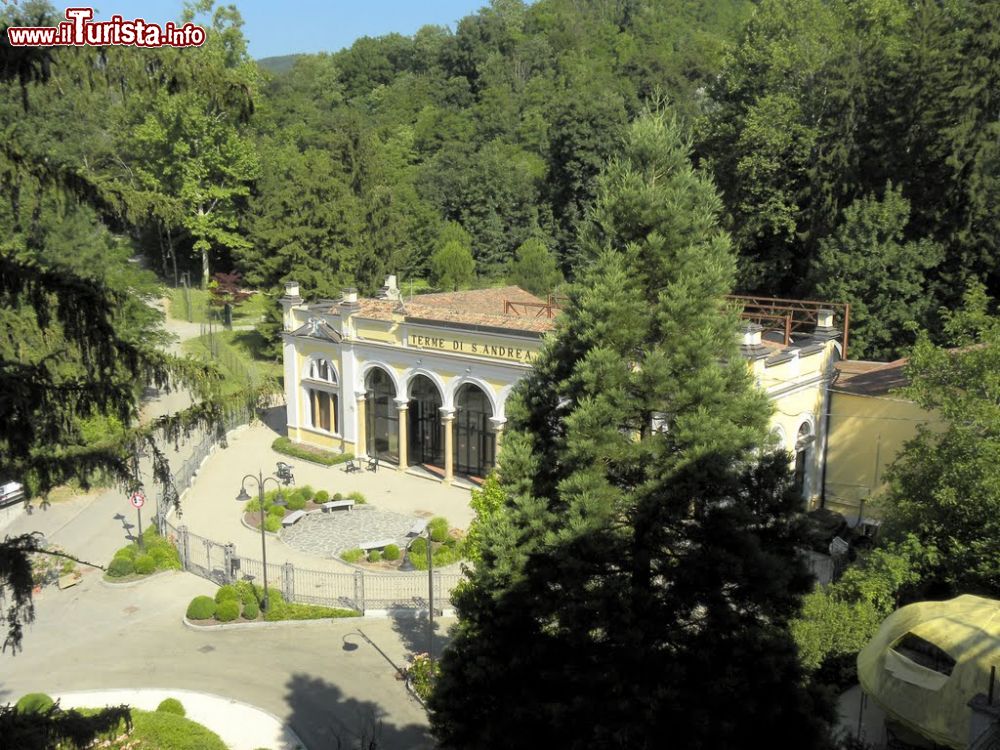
376 275 401 302
739 322 769 361
283 280 301 300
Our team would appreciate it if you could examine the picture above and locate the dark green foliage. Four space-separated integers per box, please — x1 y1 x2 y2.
128 708 227 750
382 544 401 561
0 700 131 750
509 238 563 297
15 694 54 714
430 239 476 291
155 698 185 717
333 493 344 502
242 596 260 620
271 437 354 466
428 517 449 543
234 580 259 606
214 600 240 622
133 554 155 576
262 600 359 622
186 596 216 620
430 108 833 749
106 557 135 578
214 585 239 604
883 286 1000 595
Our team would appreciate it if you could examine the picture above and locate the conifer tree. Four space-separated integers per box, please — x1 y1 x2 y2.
430 109 833 749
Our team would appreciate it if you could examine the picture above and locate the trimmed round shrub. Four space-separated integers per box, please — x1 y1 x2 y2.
215 600 240 622
382 544 401 561
242 596 260 620
428 516 449 543
340 548 364 563
150 545 180 569
314 490 330 503
134 554 156 575
286 495 306 512
16 693 54 714
348 490 367 505
367 549 382 563
264 515 282 533
156 698 186 717
409 537 428 558
333 492 344 501
107 556 135 578
267 503 287 518
215 585 239 604
186 595 216 620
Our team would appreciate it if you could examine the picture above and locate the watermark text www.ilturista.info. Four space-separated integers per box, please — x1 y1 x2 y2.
6 7 206 47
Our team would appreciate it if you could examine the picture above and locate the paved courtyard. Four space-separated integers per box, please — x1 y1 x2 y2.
281 507 420 557
176 415 475 574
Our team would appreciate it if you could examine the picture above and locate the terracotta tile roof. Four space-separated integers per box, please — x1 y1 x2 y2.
335 286 557 334
831 358 909 396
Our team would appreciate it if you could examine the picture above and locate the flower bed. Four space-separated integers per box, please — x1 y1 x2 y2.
242 485 367 532
272 436 354 466
104 526 182 581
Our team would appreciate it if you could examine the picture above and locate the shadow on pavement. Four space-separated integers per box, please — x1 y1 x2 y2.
389 614 450 663
284 673 431 750
259 405 287 437
112 512 136 543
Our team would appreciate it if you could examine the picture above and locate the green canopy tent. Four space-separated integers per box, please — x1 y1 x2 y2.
858 595 1000 748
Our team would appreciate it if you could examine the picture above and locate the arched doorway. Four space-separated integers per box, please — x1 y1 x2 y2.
793 421 814 500
454 383 495 478
365 367 398 464
408 375 444 468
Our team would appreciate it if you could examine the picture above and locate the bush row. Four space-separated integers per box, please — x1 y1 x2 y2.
188 583 359 623
245 486 368 531
272 436 354 466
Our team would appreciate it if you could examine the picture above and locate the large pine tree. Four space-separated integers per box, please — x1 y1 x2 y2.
429 108 833 749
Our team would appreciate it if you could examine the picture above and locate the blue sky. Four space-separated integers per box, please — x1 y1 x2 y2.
92 1 489 59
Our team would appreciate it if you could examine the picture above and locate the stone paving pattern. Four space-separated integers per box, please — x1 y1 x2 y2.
280 507 419 557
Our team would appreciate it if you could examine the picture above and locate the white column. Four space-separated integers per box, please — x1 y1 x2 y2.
395 397 409 471
355 391 368 458
282 334 299 433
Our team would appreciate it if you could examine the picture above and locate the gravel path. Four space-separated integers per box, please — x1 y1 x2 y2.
280 507 419 557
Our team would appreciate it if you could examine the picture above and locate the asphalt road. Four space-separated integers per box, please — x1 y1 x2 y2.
0 570 440 749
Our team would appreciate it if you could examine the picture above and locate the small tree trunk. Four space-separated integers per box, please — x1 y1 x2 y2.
167 224 178 287
201 247 210 289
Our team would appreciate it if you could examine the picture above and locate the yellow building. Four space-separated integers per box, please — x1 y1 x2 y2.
281 278 847 502
823 358 940 522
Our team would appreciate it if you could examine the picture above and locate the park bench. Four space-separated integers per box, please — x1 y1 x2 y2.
281 510 307 527
58 574 81 590
407 518 429 537
359 538 395 552
320 499 355 513
367 453 379 472
343 459 361 473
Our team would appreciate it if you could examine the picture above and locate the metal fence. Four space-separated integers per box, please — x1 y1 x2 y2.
162 516 463 614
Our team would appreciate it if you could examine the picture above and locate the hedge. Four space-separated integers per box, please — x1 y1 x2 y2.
16 693 54 714
242 596 260 620
272 436 354 466
106 527 181 579
215 600 240 622
215 585 239 604
156 698 186 717
186 596 216 620
263 600 360 622
134 554 156 575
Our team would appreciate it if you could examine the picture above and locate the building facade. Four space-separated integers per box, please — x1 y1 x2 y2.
281 278 845 505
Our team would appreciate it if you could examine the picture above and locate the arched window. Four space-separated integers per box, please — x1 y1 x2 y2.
308 359 337 383
454 383 495 478
305 359 338 433
365 367 398 463
408 375 444 467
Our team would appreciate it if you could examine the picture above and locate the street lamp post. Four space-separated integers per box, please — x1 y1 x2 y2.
426 527 434 666
236 470 285 612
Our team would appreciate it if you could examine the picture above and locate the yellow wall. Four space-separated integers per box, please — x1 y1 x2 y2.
824 392 940 518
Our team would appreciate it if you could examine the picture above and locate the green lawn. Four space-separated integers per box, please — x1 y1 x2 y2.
182 329 282 396
166 286 271 324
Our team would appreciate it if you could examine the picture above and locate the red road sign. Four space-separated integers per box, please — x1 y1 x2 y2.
129 491 145 509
